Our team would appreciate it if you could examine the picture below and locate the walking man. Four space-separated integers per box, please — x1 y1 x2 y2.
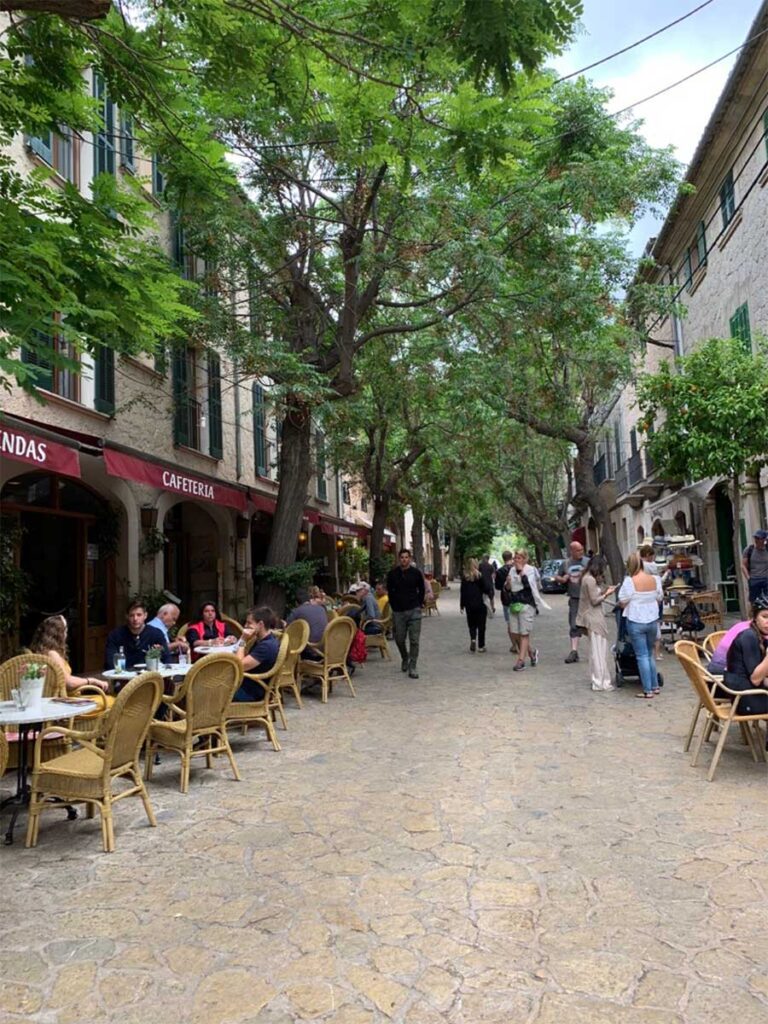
495 550 517 652
479 555 496 615
556 540 590 663
386 548 425 678
742 529 768 604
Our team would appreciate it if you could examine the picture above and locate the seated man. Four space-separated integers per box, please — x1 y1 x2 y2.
104 600 170 670
147 603 190 657
375 581 389 616
286 588 328 644
357 581 383 635
232 607 279 701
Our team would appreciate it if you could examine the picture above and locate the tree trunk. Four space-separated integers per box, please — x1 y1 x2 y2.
731 471 748 618
257 399 312 614
411 510 424 570
427 518 442 581
573 442 624 585
548 534 562 558
369 497 390 583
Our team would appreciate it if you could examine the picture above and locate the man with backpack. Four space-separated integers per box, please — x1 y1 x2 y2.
495 550 518 653
742 529 768 604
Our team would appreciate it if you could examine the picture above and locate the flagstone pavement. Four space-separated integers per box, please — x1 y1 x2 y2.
2 588 768 1024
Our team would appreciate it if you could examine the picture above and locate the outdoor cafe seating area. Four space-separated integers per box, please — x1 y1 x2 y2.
0 594 392 852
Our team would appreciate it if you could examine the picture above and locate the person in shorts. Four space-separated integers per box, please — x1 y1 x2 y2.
504 550 550 672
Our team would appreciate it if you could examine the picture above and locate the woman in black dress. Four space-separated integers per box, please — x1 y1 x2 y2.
460 558 492 653
723 594 768 714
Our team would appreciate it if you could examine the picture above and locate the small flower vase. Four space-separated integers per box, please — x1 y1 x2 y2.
20 676 45 714
145 657 160 673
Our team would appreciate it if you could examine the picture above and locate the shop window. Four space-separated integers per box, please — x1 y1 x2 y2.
719 168 735 229
93 72 115 177
207 351 223 459
729 303 751 353
252 383 267 475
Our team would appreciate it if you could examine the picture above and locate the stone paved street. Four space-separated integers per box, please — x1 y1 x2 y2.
3 589 768 1024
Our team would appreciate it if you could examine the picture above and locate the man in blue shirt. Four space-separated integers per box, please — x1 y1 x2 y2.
233 607 280 701
147 603 190 657
104 600 170 670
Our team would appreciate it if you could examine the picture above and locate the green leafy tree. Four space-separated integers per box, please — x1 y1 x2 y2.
637 337 768 616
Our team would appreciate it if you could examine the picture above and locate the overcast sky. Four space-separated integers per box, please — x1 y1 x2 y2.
550 0 762 252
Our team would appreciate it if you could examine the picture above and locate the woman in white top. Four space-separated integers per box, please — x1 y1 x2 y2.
618 552 664 698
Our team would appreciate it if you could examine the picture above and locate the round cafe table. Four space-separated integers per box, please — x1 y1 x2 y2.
0 697 98 845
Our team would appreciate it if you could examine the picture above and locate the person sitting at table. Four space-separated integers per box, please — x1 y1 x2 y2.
104 600 170 670
232 607 280 701
147 603 189 657
186 602 237 655
30 615 109 694
356 582 383 635
722 595 768 716
374 581 389 616
286 588 327 659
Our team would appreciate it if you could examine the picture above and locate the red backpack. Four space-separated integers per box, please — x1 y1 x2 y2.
349 629 368 665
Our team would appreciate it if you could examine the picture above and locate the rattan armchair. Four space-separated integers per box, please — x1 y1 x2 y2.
298 617 356 704
425 580 441 615
145 653 243 793
675 643 768 780
221 615 244 638
0 653 68 765
277 619 310 710
702 631 726 659
0 732 8 782
363 605 392 660
225 634 290 751
25 672 162 853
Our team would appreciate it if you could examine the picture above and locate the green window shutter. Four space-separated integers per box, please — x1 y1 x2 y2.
683 249 693 291
172 348 190 446
695 220 707 268
93 73 115 176
120 113 135 172
152 155 165 196
252 383 267 475
208 352 223 459
93 345 115 414
22 332 54 392
729 303 751 353
719 169 735 229
154 344 167 377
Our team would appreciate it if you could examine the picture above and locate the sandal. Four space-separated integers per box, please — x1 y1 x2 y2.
636 692 655 699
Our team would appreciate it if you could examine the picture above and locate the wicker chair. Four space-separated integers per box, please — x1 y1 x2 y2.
145 653 243 793
277 619 310 710
221 615 244 638
702 630 726 659
675 643 768 780
0 732 8 782
675 640 729 753
225 634 290 751
363 605 392 660
426 580 441 616
298 617 356 704
0 654 68 766
25 673 162 853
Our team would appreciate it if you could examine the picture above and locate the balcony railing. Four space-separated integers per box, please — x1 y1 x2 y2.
615 463 628 495
628 450 644 488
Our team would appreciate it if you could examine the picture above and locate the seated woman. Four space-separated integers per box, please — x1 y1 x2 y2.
29 615 109 695
722 596 768 715
186 602 237 657
232 607 279 702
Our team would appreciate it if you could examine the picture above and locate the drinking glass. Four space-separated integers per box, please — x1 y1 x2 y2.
113 653 125 672
178 650 189 668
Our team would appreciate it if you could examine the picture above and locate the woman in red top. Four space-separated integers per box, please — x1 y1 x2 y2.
186 602 237 655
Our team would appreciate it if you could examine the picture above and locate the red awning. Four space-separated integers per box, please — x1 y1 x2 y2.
104 448 247 512
250 490 277 514
319 516 358 538
304 509 321 524
0 421 81 479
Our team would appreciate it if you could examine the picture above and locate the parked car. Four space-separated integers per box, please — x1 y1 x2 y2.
540 559 567 594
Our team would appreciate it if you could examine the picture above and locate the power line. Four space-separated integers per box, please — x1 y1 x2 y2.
555 0 719 84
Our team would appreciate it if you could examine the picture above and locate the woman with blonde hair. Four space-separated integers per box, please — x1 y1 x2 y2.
29 615 110 694
618 551 663 698
460 558 491 652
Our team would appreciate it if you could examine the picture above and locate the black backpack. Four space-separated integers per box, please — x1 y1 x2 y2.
494 564 511 592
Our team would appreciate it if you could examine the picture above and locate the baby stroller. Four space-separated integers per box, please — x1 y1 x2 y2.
613 605 664 689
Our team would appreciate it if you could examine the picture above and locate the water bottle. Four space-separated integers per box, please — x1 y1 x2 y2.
115 646 126 672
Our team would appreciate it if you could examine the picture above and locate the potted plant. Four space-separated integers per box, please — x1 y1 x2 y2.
20 662 46 712
145 646 164 672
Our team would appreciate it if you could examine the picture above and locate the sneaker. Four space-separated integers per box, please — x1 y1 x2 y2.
401 659 408 673
478 647 487 653
564 651 579 664
470 640 476 652
512 661 525 672
530 648 539 666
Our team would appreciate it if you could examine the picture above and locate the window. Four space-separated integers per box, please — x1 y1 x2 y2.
172 215 195 280
315 430 328 501
207 352 223 459
203 260 218 299
93 73 115 177
613 419 623 469
26 127 77 183
729 303 752 353
151 155 165 196
172 348 199 448
93 344 115 414
252 383 267 475
342 481 351 505
684 220 707 290
21 328 79 402
120 113 135 173
629 427 638 457
719 168 735 229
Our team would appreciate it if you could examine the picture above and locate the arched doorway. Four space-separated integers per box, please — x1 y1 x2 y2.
1 471 116 669
163 502 222 616
637 525 645 544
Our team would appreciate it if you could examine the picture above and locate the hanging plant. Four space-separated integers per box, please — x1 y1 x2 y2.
140 528 166 559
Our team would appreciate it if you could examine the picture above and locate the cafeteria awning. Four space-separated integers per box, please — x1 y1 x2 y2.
0 416 82 479
103 446 248 512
